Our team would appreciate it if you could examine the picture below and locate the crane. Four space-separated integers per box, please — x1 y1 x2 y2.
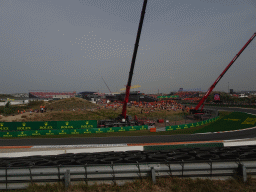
191 32 256 115
101 77 113 95
97 0 149 128
120 0 148 120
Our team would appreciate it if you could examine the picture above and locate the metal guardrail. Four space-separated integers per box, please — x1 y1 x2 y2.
0 159 255 190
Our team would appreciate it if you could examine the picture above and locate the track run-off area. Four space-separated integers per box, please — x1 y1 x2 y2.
0 107 256 147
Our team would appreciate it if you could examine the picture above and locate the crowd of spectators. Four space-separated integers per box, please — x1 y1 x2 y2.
174 91 199 99
183 97 201 102
96 99 191 113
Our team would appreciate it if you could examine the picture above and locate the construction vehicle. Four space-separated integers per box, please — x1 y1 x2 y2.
190 32 256 119
97 0 151 128
137 117 155 126
97 116 138 128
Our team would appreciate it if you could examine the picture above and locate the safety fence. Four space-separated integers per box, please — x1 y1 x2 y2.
0 160 255 190
165 116 220 131
0 125 148 138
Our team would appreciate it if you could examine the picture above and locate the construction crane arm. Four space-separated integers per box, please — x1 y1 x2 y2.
121 0 147 119
193 32 256 112
102 77 112 95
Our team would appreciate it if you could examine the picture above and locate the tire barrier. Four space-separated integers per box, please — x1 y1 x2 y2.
99 157 124 164
2 145 256 167
142 150 161 156
195 153 220 160
147 154 169 162
7 161 33 168
124 150 143 156
32 159 56 166
124 156 146 163
219 153 241 160
188 150 210 155
178 148 192 153
159 150 175 154
54 159 77 166
76 157 99 165
167 151 188 157
240 152 256 159
168 154 195 161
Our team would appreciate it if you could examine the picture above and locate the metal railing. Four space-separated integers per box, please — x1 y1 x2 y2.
0 159 255 190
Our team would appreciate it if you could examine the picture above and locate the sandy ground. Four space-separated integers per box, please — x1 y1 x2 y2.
0 112 44 122
0 112 196 126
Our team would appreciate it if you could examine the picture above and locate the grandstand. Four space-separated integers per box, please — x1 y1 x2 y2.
140 94 158 102
174 91 199 100
78 91 101 102
29 91 76 99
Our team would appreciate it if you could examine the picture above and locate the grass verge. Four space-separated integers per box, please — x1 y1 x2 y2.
194 112 256 133
7 175 256 192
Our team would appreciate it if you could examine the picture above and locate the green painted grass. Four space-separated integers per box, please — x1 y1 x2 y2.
194 112 256 133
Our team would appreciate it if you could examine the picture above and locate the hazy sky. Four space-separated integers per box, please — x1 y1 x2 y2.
1 0 256 94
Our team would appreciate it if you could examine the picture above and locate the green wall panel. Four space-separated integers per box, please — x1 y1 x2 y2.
0 122 15 131
57 120 97 129
165 116 220 131
0 125 149 137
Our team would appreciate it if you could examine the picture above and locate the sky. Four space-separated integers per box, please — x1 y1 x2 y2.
0 0 256 94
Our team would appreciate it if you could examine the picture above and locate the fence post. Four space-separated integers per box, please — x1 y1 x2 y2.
5 167 7 190
58 166 61 182
84 164 88 185
64 169 71 188
136 162 142 181
151 167 156 184
111 161 116 185
237 164 247 183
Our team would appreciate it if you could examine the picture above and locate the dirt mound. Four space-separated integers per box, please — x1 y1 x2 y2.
45 97 97 111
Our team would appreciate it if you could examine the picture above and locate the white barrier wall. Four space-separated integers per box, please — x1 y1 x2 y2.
0 100 29 106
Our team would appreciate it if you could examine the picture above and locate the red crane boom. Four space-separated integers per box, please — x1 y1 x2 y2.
192 32 256 113
121 0 147 119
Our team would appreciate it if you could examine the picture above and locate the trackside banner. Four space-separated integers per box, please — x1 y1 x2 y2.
0 125 148 138
0 120 97 131
165 116 220 131
157 95 179 99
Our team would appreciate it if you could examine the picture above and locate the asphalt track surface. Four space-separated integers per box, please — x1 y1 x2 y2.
0 107 256 147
